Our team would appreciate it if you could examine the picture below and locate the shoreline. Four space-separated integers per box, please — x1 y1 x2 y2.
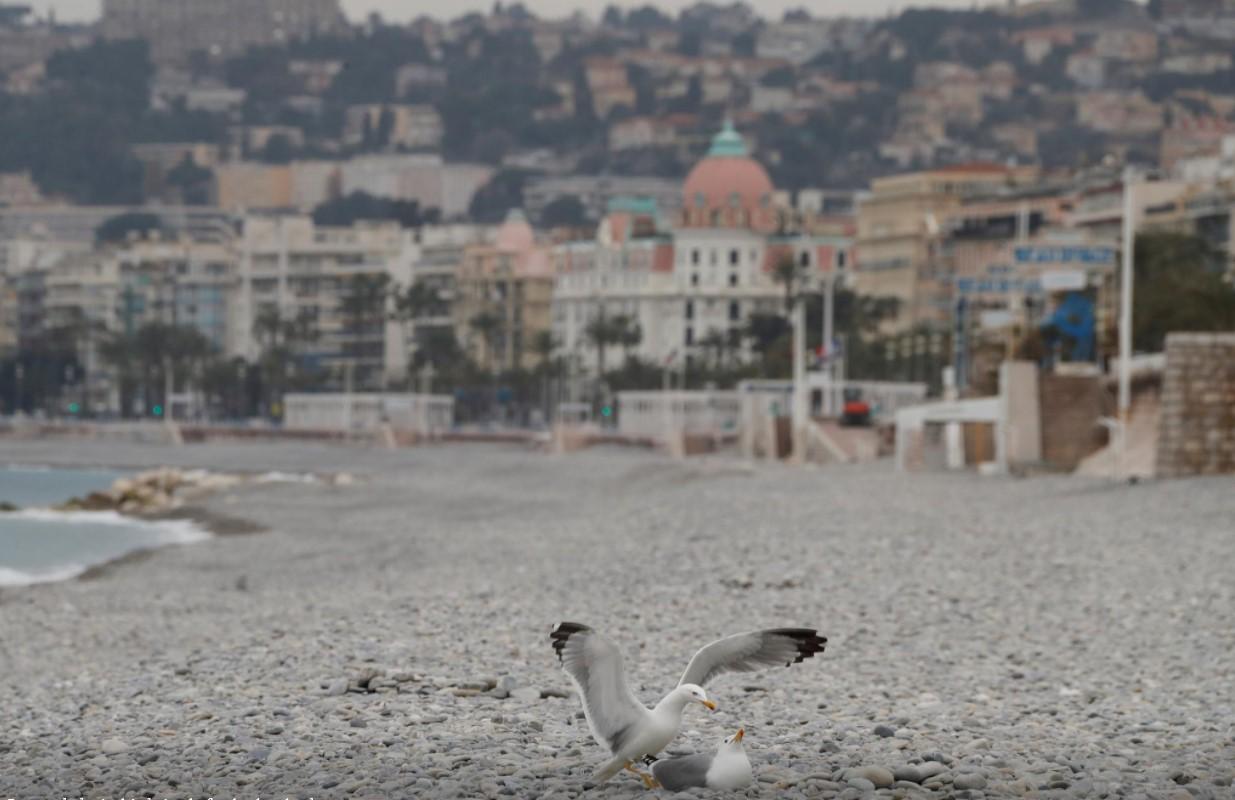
0 465 269 590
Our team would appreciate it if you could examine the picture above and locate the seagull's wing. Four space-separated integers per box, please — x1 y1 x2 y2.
677 628 826 688
551 622 649 754
651 753 715 791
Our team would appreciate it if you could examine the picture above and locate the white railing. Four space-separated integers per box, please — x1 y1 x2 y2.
284 393 454 437
618 391 741 442
808 376 930 421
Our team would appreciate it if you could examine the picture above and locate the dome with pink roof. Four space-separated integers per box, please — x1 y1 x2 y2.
680 122 776 231
495 209 536 252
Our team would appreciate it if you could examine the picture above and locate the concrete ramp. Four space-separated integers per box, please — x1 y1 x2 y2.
809 421 881 464
1074 393 1159 479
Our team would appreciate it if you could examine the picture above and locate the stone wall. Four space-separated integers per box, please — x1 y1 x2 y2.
1040 373 1110 470
1156 332 1235 477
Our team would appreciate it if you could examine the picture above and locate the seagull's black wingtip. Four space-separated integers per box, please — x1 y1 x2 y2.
770 627 827 665
550 621 591 663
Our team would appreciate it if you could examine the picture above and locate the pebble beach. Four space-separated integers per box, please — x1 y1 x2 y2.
1 439 1233 799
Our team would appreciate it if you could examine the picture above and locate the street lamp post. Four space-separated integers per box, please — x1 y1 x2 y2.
1117 166 1137 477
790 295 807 464
822 267 836 417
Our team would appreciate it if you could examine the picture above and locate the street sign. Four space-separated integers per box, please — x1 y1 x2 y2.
980 310 1015 329
955 276 1043 295
1013 246 1115 265
1039 269 1087 292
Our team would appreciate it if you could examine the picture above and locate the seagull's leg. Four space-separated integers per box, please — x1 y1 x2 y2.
624 762 659 790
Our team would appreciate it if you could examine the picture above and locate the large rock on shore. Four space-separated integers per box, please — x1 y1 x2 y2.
58 468 244 516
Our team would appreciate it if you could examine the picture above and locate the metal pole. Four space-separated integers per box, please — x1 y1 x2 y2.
1118 167 1135 418
1118 167 1136 477
822 268 835 416
791 298 807 464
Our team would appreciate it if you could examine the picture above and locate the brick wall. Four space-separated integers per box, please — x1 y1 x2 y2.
1040 373 1110 470
1156 332 1235 477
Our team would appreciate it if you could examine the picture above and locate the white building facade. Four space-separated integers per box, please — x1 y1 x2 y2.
552 123 852 373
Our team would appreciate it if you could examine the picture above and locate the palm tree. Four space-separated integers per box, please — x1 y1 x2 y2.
470 310 503 371
699 328 728 371
393 280 442 377
253 307 319 417
585 312 622 377
612 314 643 364
530 330 559 424
772 253 808 313
339 273 391 387
531 330 558 367
98 322 213 417
52 308 107 415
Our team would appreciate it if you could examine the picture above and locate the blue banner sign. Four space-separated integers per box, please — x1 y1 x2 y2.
955 276 1043 295
1013 246 1115 265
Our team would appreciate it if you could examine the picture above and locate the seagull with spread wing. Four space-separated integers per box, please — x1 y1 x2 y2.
550 622 826 787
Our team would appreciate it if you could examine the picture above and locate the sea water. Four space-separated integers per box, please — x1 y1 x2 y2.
0 466 209 586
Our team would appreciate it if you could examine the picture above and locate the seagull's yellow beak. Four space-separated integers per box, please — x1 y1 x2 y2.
701 699 717 711
734 728 744 742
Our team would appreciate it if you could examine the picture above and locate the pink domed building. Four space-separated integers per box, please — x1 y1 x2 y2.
552 123 853 373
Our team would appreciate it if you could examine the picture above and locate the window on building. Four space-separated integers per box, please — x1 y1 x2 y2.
691 273 699 287
691 249 700 266
729 301 740 321
837 250 847 269
685 300 694 320
800 251 811 267
729 273 738 287
729 249 739 265
685 327 694 346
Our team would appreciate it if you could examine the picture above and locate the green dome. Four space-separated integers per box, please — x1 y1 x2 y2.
707 120 748 158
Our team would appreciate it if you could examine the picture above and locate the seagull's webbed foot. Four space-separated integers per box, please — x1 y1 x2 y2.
624 761 661 790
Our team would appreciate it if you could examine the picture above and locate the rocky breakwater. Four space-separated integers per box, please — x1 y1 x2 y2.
57 468 244 516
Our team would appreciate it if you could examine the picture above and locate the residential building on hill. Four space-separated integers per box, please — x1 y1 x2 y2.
100 0 345 65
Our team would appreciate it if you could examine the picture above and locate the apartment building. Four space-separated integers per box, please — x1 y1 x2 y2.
453 212 554 372
100 0 344 65
233 215 417 390
856 164 1034 332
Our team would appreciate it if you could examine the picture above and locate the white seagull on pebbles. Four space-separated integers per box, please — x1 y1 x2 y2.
651 728 753 792
550 622 826 788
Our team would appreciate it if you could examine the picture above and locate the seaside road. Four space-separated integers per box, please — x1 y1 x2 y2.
1 440 1233 798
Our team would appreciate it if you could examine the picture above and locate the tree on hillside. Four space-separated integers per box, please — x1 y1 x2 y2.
313 192 438 228
166 156 213 205
96 213 164 244
0 39 151 203
1133 232 1235 352
468 169 528 223
541 195 590 229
